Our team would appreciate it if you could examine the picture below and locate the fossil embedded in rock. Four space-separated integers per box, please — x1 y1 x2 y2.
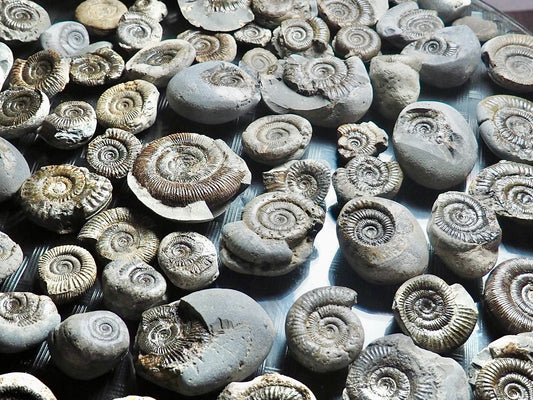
271 17 333 59
70 47 125 87
239 48 279 77
177 0 254 32
418 0 470 23
40 21 90 57
0 87 49 140
0 231 23 282
177 29 237 63
332 25 382 61
117 12 163 52
75 0 128 36
0 137 30 202
233 23 272 48
337 122 389 162
317 0 389 29
129 0 167 22
0 372 57 400
0 0 50 43
252 0 317 28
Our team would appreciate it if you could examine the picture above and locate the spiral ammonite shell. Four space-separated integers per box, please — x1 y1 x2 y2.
337 121 389 161
252 0 315 28
468 160 533 223
0 373 57 400
242 114 312 166
482 34 533 93
0 0 51 43
478 95 533 165
234 23 272 47
263 159 331 204
318 0 387 29
0 231 23 282
86 128 142 179
240 48 278 77
392 274 478 354
428 191 501 279
128 132 250 222
37 245 97 304
272 17 332 58
332 155 403 204
75 0 128 36
19 164 113 234
218 373 317 400
78 207 159 263
129 0 168 22
285 286 364 372
484 258 533 334
96 79 159 134
117 12 163 52
157 231 219 290
177 0 254 32
177 29 237 63
332 25 382 61
40 21 90 57
70 47 125 86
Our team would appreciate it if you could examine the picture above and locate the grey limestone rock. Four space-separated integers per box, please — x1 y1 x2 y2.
452 15 498 42
0 372 57 400
129 0 167 22
218 374 317 400
0 231 23 281
0 42 13 89
418 0 470 23
0 0 50 43
40 21 90 57
0 137 30 202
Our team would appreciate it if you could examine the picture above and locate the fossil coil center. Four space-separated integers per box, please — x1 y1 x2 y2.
510 274 533 317
130 267 157 287
346 208 395 246
144 50 178 65
370 367 410 399
504 53 533 80
4 4 38 30
90 315 121 341
442 201 485 232
126 23 150 40
49 255 82 276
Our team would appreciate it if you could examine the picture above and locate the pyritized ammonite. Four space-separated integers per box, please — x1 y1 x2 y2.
127 132 251 222
70 47 125 86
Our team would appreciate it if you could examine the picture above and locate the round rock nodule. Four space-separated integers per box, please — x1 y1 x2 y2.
0 372 57 400
0 137 30 202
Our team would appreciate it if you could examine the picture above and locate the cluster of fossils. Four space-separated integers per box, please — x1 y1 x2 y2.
0 0 533 399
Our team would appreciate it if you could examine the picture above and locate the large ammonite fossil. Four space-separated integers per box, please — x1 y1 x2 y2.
70 47 125 87
0 0 51 43
317 0 389 30
177 0 254 32
39 21 90 57
128 132 251 223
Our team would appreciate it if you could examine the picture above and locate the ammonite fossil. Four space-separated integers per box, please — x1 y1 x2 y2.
177 29 237 63
484 258 533 334
128 132 251 222
133 289 275 395
242 114 312 166
332 155 403 204
337 196 428 285
75 0 128 36
218 373 317 400
96 79 159 134
271 17 332 59
37 245 97 304
157 231 219 291
317 0 389 29
233 23 272 48
102 259 167 320
428 191 502 279
0 372 57 400
239 48 279 77
0 42 13 89
78 207 159 263
0 86 50 140
332 25 382 61
129 0 168 21
70 47 125 86
392 274 478 354
418 0 470 23
0 292 60 353
393 101 478 190
177 0 254 32
117 12 163 52
376 1 445 48
482 34 533 93
47 310 130 380
125 39 196 87
344 334 471 400
285 286 364 372
263 159 331 204
477 95 533 165
0 231 23 282
0 137 30 202
0 0 51 43
72 41 113 56
38 101 97 150
252 0 316 28
19 164 113 234
220 192 325 276
468 160 533 223
86 128 142 179
337 121 388 162
40 21 90 57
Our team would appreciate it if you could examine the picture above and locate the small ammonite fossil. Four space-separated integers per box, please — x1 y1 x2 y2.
252 0 316 28
48 310 130 380
102 259 167 320
128 132 251 223
0 372 57 400
484 258 533 334
332 25 382 61
239 48 279 77
468 332 533 400
337 122 388 162
117 12 163 52
75 0 128 36
271 17 333 59
0 86 50 140
40 21 90 57
332 155 403 204
233 23 272 48
0 0 51 43
344 334 471 400
70 47 125 86
285 286 364 372
392 274 478 354
19 164 113 234
177 0 254 32
0 231 23 282
220 192 325 276
263 159 331 204
78 207 159 263
0 137 30 202
337 196 429 285
477 95 533 165
318 0 389 30
96 79 159 134
37 245 97 304
468 160 533 223
125 39 196 87
157 231 219 291
0 292 60 353
428 191 502 279
129 0 168 22
177 29 237 63
242 114 312 166
218 373 317 400
38 101 97 150
86 128 142 179
482 34 533 93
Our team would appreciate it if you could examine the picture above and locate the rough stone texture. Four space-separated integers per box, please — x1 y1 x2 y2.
418 0 470 23
0 42 13 88
40 21 90 57
452 15 498 42
0 372 57 399
218 374 317 400
0 0 51 43
0 231 23 281
0 137 30 202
